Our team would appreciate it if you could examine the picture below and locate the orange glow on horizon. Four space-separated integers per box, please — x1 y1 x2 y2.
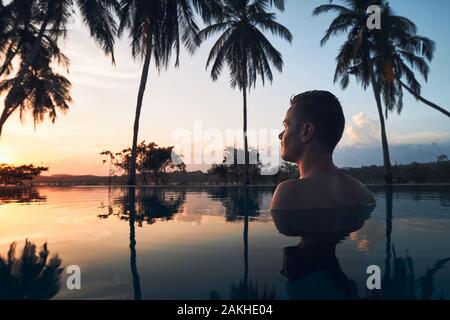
0 153 13 165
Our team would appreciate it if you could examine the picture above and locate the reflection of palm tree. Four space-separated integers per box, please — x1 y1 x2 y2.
209 186 276 300
0 240 63 299
233 187 276 300
98 188 186 299
372 247 450 299
126 187 141 300
199 0 292 185
372 185 450 300
382 185 393 295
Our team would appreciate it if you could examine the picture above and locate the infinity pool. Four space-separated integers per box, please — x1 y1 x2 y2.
0 186 449 300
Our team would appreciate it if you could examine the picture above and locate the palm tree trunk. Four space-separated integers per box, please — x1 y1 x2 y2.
399 80 450 118
128 40 152 186
0 108 9 137
0 87 34 138
371 72 393 184
0 103 16 137
242 88 250 185
17 15 50 80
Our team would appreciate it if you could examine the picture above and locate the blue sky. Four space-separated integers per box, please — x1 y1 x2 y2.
0 0 449 175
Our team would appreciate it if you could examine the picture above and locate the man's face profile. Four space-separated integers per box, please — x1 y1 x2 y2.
279 103 309 163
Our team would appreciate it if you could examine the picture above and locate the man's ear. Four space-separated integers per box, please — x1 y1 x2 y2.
301 123 315 143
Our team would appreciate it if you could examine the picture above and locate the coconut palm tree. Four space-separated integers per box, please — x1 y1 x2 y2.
0 0 119 137
313 0 394 184
314 0 450 183
0 0 118 75
117 0 218 186
0 47 72 134
367 3 450 118
199 0 292 185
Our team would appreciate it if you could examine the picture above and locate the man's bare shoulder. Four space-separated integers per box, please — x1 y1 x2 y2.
270 173 376 210
270 179 308 210
339 171 376 203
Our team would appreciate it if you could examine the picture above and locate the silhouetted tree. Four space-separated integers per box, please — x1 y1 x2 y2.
110 141 186 185
0 0 119 137
0 240 63 299
117 0 217 186
199 0 292 185
0 164 48 185
314 0 393 183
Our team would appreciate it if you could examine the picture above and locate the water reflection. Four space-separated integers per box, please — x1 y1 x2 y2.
211 187 277 300
206 187 262 221
99 188 185 299
99 188 186 226
0 187 46 205
371 186 450 300
126 187 141 300
80 186 450 300
0 240 63 299
272 205 374 299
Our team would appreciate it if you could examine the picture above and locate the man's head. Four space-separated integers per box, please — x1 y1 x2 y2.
279 90 345 163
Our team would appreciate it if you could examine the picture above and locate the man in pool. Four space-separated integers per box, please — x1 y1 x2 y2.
270 90 375 211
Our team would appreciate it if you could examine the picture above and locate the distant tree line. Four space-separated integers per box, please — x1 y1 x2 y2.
207 150 450 185
101 141 186 185
0 164 48 186
207 146 299 185
344 155 450 184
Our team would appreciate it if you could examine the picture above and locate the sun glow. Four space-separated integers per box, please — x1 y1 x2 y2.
0 153 12 164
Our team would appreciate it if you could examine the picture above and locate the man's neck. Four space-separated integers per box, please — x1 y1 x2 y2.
297 152 337 179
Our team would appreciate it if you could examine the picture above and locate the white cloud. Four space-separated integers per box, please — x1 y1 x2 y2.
341 113 380 147
340 113 450 148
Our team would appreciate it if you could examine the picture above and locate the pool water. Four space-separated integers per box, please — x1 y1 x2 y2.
0 185 449 300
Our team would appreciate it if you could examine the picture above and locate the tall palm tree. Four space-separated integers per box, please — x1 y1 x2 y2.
199 0 292 185
0 0 119 137
368 3 450 118
313 0 394 184
118 0 217 186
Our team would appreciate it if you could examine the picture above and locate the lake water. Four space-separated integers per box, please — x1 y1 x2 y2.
0 185 449 300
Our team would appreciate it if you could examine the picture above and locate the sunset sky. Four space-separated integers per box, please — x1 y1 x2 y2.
0 0 449 175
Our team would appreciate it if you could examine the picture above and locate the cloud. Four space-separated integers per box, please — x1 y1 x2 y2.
340 113 450 147
341 113 380 147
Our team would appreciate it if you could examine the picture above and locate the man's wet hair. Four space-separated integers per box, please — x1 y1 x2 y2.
290 90 345 152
